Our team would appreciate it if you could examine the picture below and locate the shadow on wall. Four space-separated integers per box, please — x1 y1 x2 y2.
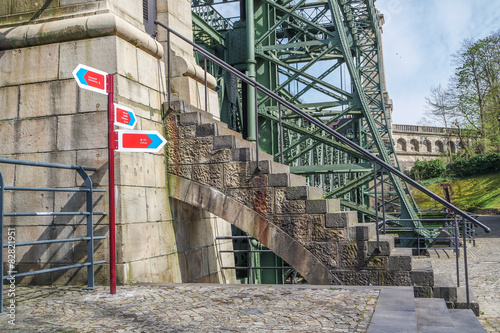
170 198 227 283
7 162 109 285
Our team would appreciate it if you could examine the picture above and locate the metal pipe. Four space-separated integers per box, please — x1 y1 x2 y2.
381 168 386 234
204 57 208 113
462 219 471 309
279 104 284 163
255 85 259 167
107 73 117 295
373 163 380 251
454 215 460 287
0 158 97 171
0 170 4 314
167 30 171 110
77 166 95 289
2 236 106 247
1 261 106 279
3 187 105 192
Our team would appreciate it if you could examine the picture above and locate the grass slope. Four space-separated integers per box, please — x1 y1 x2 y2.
412 172 500 212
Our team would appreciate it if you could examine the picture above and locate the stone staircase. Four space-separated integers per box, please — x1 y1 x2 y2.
368 287 484 332
164 98 480 316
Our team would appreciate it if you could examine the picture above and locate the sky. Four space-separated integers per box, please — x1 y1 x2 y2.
376 0 500 125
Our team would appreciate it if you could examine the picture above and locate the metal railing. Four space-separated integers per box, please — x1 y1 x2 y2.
1 158 106 314
155 21 490 309
216 236 295 284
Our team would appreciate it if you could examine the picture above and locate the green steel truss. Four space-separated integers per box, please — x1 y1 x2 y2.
191 0 428 244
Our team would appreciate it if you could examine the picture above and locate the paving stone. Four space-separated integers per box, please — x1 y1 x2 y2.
0 284 379 332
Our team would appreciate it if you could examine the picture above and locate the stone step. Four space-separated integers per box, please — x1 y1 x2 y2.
347 223 376 241
325 211 358 228
455 286 480 316
388 247 412 271
448 309 485 332
285 185 324 201
305 199 340 214
415 298 456 333
367 234 395 256
367 287 417 333
412 260 435 295
433 272 457 303
268 173 307 187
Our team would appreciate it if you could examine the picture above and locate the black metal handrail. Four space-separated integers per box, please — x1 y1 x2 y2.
155 21 490 308
0 158 106 314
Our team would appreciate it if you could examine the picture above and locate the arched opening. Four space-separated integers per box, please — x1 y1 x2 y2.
435 141 444 153
397 138 407 151
410 139 419 152
423 140 431 153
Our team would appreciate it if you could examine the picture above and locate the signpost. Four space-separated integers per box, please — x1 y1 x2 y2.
72 64 108 95
73 64 167 296
114 104 137 129
117 130 167 152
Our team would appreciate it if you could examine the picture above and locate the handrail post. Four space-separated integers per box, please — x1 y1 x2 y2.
167 30 171 110
77 167 95 289
381 167 386 234
0 171 4 314
462 218 471 309
454 215 460 288
254 85 259 167
204 57 208 113
373 163 380 251
279 104 284 164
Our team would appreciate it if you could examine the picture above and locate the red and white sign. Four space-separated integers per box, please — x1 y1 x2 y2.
72 64 108 95
114 104 137 129
117 130 167 153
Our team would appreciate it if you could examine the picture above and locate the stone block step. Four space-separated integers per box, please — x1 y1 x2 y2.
448 309 485 332
325 211 358 228
305 199 340 214
388 247 412 271
367 287 417 333
433 272 457 302
455 287 480 316
415 298 456 333
285 186 323 200
347 223 376 241
367 234 395 256
268 173 306 187
411 260 434 289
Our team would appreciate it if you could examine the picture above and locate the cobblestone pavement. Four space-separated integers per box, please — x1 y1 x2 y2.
1 284 378 332
422 216 500 332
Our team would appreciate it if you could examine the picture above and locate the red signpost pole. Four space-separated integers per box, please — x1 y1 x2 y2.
107 74 117 294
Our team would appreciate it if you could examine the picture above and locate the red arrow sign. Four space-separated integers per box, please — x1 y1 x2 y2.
123 133 152 148
72 64 108 95
117 130 167 153
114 104 137 129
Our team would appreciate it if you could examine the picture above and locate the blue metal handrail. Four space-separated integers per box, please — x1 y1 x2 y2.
0 158 107 314
155 21 490 309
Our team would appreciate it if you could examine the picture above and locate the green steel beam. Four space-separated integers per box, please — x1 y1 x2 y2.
290 163 371 174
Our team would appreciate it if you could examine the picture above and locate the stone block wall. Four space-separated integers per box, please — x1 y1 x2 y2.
0 0 235 286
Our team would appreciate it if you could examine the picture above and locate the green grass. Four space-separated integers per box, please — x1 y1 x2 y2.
412 172 500 212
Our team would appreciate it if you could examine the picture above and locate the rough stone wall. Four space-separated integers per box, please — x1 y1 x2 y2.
165 100 432 287
0 0 235 285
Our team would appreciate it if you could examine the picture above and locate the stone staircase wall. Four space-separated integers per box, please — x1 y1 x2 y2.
165 99 434 287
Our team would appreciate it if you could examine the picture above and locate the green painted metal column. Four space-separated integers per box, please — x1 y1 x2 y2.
245 0 257 142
